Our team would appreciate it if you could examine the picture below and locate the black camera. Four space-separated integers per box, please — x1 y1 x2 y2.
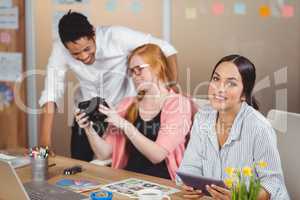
78 97 109 136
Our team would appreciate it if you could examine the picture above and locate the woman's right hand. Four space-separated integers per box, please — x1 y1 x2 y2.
182 184 204 199
74 109 91 129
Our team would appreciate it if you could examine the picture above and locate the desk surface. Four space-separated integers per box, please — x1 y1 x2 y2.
15 155 188 200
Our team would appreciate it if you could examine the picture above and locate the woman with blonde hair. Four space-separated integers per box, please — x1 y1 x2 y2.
75 43 193 180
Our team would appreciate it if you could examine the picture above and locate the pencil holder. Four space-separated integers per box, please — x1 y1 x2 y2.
31 157 48 182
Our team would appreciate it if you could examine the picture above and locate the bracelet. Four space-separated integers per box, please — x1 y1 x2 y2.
90 190 113 200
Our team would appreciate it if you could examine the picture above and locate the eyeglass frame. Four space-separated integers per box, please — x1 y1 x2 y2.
128 63 150 76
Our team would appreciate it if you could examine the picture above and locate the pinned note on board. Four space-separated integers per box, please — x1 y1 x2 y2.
234 2 246 15
0 0 12 8
259 5 271 17
105 0 117 12
0 7 18 29
270 3 281 18
0 83 13 110
0 52 22 82
0 31 11 44
185 7 197 20
281 5 294 18
212 2 224 16
130 0 142 14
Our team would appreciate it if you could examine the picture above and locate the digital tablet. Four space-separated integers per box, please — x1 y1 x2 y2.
177 171 226 196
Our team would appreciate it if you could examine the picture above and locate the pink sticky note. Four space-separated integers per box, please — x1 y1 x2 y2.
212 2 224 16
281 5 294 18
0 32 11 44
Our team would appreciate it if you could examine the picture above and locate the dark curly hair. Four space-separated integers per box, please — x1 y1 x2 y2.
58 10 95 45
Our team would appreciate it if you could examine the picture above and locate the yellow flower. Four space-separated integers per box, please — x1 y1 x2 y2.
242 167 252 177
257 161 268 168
225 167 235 177
224 178 234 189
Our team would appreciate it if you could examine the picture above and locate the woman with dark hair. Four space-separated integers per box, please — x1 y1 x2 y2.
75 44 193 180
178 55 289 199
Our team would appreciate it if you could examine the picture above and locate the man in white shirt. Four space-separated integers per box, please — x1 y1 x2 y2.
39 11 178 161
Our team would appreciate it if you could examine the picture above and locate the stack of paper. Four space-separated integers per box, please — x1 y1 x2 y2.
0 153 30 168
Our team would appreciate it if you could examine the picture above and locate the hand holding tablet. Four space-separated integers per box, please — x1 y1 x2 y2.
177 171 227 197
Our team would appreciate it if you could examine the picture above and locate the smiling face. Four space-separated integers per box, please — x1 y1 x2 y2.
208 61 245 112
65 36 96 65
129 55 158 92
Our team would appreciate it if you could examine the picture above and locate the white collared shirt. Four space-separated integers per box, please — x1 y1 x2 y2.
178 102 290 200
39 26 177 108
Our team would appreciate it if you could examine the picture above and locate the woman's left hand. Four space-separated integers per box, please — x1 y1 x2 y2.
99 104 130 130
206 184 231 200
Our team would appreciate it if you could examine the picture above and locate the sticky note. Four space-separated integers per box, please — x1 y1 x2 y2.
281 5 294 18
105 0 117 12
212 2 224 16
0 32 11 44
271 4 281 18
234 2 246 15
259 5 271 17
130 0 142 14
185 7 197 19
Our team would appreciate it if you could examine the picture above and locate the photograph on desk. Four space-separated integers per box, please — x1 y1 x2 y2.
56 178 102 193
101 178 179 198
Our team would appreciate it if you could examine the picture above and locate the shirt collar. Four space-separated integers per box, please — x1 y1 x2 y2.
225 102 249 144
207 102 250 150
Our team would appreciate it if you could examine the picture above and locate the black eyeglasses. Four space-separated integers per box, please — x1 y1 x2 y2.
128 64 150 76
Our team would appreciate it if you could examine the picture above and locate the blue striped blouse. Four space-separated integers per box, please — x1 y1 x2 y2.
178 102 289 200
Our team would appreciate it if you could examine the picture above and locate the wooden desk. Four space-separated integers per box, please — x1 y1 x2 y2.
16 155 186 200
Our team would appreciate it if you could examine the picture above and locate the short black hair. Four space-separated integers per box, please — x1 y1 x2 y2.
58 10 95 45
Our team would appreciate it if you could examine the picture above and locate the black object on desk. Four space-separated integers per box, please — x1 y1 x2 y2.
63 165 82 175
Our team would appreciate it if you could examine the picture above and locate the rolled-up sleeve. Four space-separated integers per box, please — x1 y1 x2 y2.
39 41 68 109
254 125 290 200
113 26 177 57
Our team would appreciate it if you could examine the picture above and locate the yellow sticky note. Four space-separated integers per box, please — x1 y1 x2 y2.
259 5 271 17
185 7 197 19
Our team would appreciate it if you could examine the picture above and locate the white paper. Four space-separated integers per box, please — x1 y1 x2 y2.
0 52 22 82
0 7 18 29
0 153 16 160
0 0 12 8
0 153 30 168
101 178 179 198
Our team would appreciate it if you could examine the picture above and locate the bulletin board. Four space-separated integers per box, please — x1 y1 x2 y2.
172 0 300 114
0 0 27 149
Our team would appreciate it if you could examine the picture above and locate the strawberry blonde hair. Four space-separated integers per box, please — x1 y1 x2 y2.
126 43 170 123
